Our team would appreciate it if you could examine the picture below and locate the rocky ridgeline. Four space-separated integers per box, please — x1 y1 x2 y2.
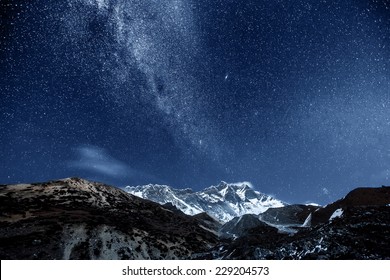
125 181 285 223
0 178 218 259
0 178 389 259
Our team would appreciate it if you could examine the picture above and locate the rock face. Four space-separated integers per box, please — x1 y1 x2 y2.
219 214 274 238
0 178 218 260
193 212 222 234
259 204 320 226
125 181 285 223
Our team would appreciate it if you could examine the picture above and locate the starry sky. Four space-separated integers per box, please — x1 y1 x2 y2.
1 0 389 204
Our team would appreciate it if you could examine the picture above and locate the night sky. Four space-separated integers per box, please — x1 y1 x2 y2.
1 0 389 204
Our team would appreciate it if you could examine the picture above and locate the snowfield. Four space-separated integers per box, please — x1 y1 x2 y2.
125 181 285 223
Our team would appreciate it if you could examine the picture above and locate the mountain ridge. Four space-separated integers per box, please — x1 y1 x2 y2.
125 181 285 223
1 178 389 259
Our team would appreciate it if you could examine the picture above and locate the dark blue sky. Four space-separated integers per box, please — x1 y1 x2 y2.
1 0 389 204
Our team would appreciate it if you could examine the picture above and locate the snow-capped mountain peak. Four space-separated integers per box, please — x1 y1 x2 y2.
125 181 285 223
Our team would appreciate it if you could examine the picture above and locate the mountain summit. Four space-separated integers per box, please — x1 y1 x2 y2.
125 181 285 223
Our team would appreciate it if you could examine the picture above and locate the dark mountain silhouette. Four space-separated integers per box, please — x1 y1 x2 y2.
311 186 390 225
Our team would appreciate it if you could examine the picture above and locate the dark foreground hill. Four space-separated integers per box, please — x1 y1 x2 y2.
0 178 217 259
1 178 389 259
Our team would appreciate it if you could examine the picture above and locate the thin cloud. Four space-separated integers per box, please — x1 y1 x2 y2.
69 146 132 177
65 145 166 187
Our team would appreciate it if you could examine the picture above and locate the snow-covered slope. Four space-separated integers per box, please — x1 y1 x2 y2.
125 181 285 223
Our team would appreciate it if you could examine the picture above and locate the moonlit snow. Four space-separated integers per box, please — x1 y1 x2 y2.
329 208 344 221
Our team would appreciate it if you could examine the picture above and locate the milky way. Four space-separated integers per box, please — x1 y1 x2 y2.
1 0 389 204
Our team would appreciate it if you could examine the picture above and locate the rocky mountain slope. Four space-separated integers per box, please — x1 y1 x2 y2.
214 186 390 259
311 186 390 225
219 214 274 238
259 204 320 227
125 181 285 223
1 178 389 259
0 178 217 260
215 205 390 259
